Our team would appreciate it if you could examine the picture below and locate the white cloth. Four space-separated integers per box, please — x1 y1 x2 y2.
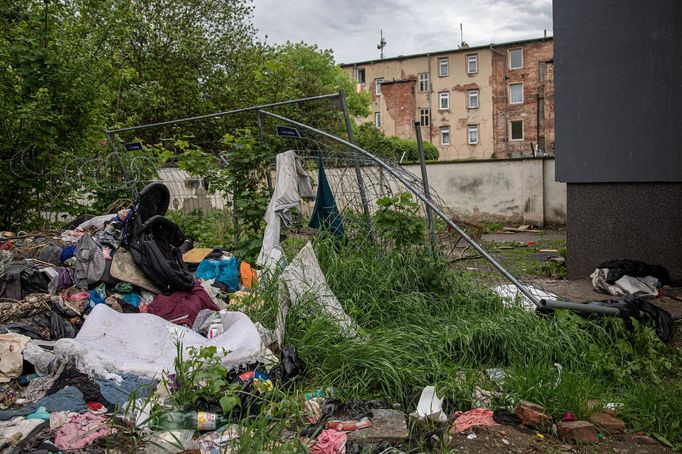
0 333 30 383
493 284 556 311
275 242 359 345
257 151 314 267
53 305 267 380
590 268 658 297
0 417 44 449
410 386 448 423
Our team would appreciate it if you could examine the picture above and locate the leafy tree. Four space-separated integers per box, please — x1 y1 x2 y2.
354 123 439 162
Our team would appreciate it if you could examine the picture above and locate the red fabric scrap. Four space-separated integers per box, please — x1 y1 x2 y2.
310 429 347 454
148 281 219 326
562 411 577 422
87 401 103 411
450 408 498 433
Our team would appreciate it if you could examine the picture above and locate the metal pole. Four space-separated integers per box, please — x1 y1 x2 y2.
105 131 137 198
105 93 341 135
414 121 437 253
339 89 373 239
258 109 620 315
219 156 239 244
256 110 273 194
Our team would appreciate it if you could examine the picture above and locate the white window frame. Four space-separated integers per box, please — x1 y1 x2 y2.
357 68 366 85
509 48 523 69
418 73 429 92
438 58 449 77
375 78 383 95
467 54 478 74
374 112 381 128
468 125 479 145
438 91 449 110
440 127 450 145
539 61 546 82
419 108 430 127
509 83 523 104
467 89 479 109
510 120 524 141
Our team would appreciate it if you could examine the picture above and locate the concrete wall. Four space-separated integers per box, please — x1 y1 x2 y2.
401 157 565 226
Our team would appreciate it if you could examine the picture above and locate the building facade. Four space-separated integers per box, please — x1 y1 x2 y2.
341 37 553 161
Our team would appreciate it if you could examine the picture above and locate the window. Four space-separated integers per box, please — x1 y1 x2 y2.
538 98 545 120
439 58 449 76
419 108 430 127
440 127 450 145
418 73 429 92
375 78 383 95
467 89 479 109
357 68 366 84
510 120 524 140
468 125 479 145
467 54 478 73
539 61 546 82
374 112 381 128
509 48 523 69
439 92 449 110
509 83 523 104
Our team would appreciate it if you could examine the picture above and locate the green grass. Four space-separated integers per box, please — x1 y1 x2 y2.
245 235 682 445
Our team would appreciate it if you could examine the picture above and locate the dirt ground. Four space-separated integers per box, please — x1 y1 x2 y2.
447 425 670 453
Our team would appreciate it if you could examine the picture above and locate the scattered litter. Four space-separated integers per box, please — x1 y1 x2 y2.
450 408 498 434
466 432 477 440
410 385 448 423
493 284 557 311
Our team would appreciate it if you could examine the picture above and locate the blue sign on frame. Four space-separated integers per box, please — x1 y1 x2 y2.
276 126 301 138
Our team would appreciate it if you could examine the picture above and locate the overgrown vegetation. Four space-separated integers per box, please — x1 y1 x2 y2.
354 123 439 162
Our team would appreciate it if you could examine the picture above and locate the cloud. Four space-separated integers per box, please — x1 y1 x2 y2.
252 0 552 63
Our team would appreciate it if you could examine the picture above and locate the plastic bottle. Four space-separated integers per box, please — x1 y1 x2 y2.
154 411 229 431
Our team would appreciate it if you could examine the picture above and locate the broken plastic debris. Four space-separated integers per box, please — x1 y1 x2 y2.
410 385 448 423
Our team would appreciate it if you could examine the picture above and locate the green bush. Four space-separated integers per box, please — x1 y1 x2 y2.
354 123 439 162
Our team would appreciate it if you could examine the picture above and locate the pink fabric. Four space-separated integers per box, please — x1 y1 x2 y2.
148 280 219 326
311 429 347 454
54 412 116 450
450 408 498 433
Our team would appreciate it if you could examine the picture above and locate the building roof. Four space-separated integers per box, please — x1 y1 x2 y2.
339 36 553 67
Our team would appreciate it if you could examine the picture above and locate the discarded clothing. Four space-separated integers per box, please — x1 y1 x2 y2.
239 261 258 290
60 245 77 264
196 256 240 292
75 213 117 231
311 429 347 454
54 305 267 380
257 150 315 267
148 280 219 326
0 333 30 383
74 234 105 289
309 155 345 238
591 268 659 297
602 295 676 343
54 412 116 450
22 341 57 376
277 242 359 345
493 284 556 311
0 262 51 299
449 408 498 433
0 416 44 449
48 368 111 406
0 310 76 340
597 259 671 286
95 374 156 406
0 386 86 421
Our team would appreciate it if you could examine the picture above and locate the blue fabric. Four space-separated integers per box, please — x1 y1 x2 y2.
122 292 141 308
0 386 86 420
95 374 156 406
309 156 345 237
60 245 77 264
89 284 106 306
196 257 239 292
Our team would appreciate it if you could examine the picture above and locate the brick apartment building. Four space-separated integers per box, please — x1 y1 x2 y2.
341 37 554 161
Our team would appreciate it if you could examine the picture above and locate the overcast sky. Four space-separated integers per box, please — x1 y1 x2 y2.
252 0 553 64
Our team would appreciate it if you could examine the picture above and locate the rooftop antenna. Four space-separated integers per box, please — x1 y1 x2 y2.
458 23 469 48
377 29 387 60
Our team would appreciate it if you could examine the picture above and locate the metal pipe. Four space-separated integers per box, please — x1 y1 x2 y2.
105 93 341 135
258 109 542 307
543 299 620 316
339 89 373 239
414 121 436 253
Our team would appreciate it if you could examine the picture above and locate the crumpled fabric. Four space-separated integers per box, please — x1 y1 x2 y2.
196 256 240 292
311 429 347 454
257 150 315 267
590 268 659 297
95 373 156 406
309 155 345 238
0 333 30 383
0 386 86 421
54 305 267 380
74 234 105 289
276 242 359 345
148 280 219 326
0 416 44 448
492 284 556 311
22 341 57 377
449 408 498 433
597 259 671 286
49 411 78 430
54 412 116 450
